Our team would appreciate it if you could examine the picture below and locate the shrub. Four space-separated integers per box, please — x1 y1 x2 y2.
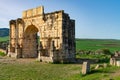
101 48 112 55
0 51 6 56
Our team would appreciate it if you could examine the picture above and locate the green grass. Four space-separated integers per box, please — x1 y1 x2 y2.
0 62 81 80
79 65 120 80
0 36 9 42
0 61 119 80
76 39 120 52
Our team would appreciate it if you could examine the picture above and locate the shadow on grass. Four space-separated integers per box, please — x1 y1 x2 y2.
89 69 115 74
80 69 115 79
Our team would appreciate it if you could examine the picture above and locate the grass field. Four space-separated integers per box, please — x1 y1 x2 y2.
0 59 120 80
0 59 81 80
76 39 120 52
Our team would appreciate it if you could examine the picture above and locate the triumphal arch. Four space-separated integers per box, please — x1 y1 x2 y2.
8 6 75 63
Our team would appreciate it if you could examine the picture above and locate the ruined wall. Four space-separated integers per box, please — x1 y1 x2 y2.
62 13 75 62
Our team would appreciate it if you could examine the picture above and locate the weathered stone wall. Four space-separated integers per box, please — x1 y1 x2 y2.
8 6 75 63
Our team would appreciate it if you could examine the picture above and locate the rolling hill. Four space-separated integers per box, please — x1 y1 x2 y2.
0 28 9 37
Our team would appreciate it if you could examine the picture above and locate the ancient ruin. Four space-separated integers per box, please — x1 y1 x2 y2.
7 6 75 63
110 51 120 66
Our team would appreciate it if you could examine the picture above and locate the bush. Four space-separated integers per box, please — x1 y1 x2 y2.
95 48 112 55
101 48 112 55
0 51 6 56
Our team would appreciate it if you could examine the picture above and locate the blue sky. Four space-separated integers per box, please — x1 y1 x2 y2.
0 0 120 39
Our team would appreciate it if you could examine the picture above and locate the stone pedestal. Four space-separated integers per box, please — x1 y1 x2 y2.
15 47 22 58
110 58 114 65
37 52 41 61
37 41 42 61
110 58 117 66
82 62 90 75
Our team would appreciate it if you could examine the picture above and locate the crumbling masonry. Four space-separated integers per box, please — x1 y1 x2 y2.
8 6 75 63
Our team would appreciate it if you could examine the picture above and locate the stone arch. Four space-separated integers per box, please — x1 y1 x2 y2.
24 24 39 34
22 25 39 58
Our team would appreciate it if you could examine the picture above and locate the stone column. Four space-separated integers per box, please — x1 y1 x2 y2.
8 20 16 57
7 45 11 57
15 44 22 58
110 58 114 65
50 41 56 62
38 41 43 61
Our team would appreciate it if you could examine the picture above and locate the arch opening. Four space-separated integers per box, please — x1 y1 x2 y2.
22 25 40 58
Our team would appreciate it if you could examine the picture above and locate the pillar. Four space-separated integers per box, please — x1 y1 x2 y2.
38 41 43 61
50 41 56 62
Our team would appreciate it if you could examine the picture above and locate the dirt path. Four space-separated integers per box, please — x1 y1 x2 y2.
0 57 37 64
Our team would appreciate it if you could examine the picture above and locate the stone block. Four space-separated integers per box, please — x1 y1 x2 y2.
116 60 120 66
82 62 90 75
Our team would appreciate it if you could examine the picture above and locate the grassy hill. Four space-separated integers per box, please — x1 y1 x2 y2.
0 28 9 42
0 28 9 37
